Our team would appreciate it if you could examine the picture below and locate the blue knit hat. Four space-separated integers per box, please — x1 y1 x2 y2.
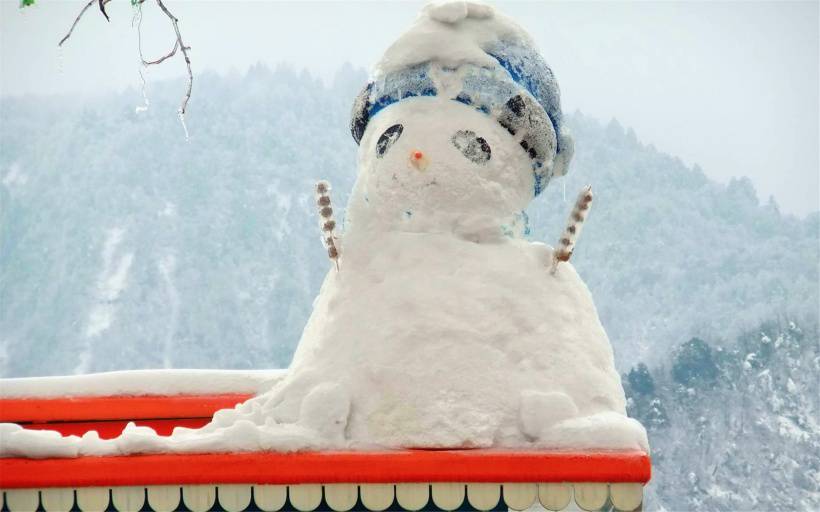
350 4 574 196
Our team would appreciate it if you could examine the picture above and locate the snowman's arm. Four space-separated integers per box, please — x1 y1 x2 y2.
315 181 341 270
551 185 593 273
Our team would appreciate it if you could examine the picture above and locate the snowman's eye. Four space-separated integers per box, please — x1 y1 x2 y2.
451 130 491 164
376 124 404 158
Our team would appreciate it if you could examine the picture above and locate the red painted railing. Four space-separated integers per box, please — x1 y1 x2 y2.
0 394 651 488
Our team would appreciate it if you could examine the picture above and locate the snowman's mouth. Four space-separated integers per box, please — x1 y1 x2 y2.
390 173 439 188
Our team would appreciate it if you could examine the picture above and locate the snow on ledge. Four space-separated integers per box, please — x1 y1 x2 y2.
0 369 287 398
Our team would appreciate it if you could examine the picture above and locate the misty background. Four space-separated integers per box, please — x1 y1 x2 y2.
2 0 818 215
1 1 819 511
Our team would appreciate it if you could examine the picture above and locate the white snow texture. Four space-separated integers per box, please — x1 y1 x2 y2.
1 369 286 398
0 0 648 458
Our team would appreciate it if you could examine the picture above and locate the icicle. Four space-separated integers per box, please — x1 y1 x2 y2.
135 69 150 114
177 109 190 142
132 4 150 114
551 185 593 274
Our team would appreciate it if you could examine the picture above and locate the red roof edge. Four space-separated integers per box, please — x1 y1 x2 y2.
0 450 651 488
0 394 254 423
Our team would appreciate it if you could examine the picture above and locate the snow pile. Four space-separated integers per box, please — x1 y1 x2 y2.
275 231 647 451
0 0 648 458
375 1 524 78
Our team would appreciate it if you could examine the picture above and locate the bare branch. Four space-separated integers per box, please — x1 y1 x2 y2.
155 0 193 115
135 4 178 66
143 40 179 66
58 0 95 47
144 40 179 65
60 0 194 121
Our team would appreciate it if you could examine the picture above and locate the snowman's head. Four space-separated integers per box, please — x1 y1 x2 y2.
355 90 538 221
348 2 573 228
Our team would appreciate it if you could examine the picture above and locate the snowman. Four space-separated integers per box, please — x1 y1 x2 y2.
247 1 648 452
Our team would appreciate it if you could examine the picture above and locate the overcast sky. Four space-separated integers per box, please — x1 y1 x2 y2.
2 0 818 215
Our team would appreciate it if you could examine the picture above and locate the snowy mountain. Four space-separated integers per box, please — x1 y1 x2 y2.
1 63 818 510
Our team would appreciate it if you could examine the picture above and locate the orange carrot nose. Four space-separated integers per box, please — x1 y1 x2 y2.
409 149 428 170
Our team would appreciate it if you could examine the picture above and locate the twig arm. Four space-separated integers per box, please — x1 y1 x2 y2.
551 185 593 273
316 181 341 271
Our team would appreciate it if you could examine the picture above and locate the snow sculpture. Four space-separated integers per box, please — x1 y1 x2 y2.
0 0 648 457
257 0 648 451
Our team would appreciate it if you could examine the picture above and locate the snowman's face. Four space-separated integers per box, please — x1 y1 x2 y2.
355 98 536 222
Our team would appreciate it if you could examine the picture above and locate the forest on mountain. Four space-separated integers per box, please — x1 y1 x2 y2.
626 319 818 510
1 64 818 510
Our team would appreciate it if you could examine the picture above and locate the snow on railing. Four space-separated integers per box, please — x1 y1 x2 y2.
1 379 649 512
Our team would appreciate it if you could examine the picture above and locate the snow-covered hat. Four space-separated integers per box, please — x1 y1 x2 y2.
350 0 574 195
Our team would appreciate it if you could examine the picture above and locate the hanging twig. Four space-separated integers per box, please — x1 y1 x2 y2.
135 68 150 113
551 185 593 274
154 0 192 115
142 40 179 65
315 181 341 271
135 3 180 66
